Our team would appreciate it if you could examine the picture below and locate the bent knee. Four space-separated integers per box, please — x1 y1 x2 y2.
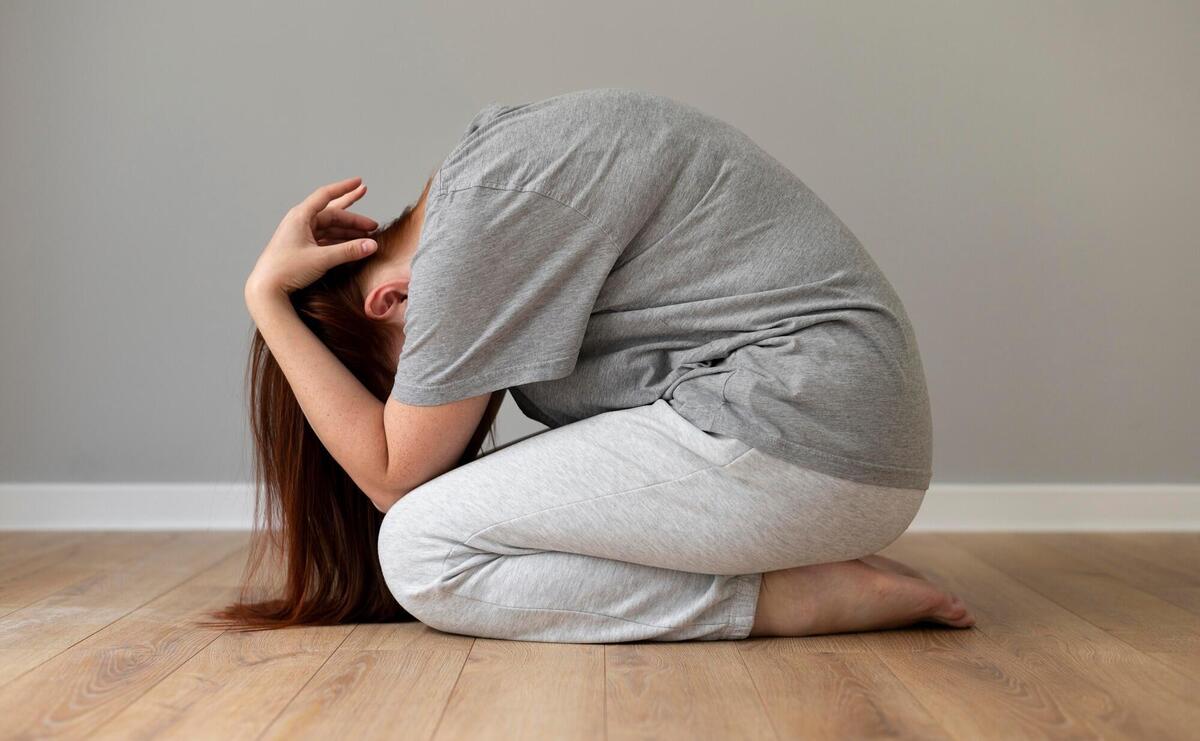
381 512 484 633
377 486 456 618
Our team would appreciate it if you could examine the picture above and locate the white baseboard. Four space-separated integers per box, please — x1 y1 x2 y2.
907 483 1200 531
0 483 258 531
0 482 1197 531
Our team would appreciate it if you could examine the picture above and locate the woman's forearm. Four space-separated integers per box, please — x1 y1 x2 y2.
245 287 390 499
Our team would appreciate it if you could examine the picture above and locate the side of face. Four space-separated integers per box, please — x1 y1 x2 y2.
360 186 428 366
360 259 411 366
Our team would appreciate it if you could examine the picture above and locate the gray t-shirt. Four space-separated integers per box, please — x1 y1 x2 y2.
391 88 933 490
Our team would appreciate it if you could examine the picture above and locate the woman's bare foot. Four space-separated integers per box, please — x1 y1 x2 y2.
749 558 975 637
860 553 928 581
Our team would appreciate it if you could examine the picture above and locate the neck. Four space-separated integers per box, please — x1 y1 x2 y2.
407 184 429 256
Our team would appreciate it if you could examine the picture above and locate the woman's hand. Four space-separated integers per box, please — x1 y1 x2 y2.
245 176 381 303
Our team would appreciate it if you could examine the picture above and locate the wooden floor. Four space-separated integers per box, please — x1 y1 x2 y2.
0 532 1197 740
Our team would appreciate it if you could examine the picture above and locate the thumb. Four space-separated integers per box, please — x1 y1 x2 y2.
323 238 378 269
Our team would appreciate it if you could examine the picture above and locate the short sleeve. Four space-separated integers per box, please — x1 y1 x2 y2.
390 185 620 405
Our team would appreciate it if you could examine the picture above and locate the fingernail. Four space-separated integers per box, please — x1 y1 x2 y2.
361 239 377 254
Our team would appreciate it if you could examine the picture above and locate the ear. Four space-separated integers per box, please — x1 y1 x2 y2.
363 277 410 321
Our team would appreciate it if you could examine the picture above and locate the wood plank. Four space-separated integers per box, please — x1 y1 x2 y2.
737 638 951 739
0 532 178 617
1153 586 1200 615
261 622 473 741
1037 533 1200 587
852 620 991 654
946 533 1200 659
1145 651 1200 686
84 533 341 741
737 631 876 654
1 531 1196 740
1107 532 1200 564
0 531 85 573
881 534 1200 739
0 537 250 738
1046 533 1200 616
873 641 1110 739
606 642 776 741
433 639 604 740
831 535 1166 740
91 624 353 740
0 531 245 685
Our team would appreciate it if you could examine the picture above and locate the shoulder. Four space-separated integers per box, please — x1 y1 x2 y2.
418 183 620 263
433 88 692 191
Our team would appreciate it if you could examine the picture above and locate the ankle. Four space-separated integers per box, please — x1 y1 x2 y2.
749 566 823 637
749 570 779 637
749 560 885 638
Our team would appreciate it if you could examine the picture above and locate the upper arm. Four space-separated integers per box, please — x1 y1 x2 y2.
374 390 493 510
372 186 615 509
389 186 619 403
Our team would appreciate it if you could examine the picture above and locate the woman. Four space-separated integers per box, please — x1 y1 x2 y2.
212 88 974 641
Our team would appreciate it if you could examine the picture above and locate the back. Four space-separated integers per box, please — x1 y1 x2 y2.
394 88 933 490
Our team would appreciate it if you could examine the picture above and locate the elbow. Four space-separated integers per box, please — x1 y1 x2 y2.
362 476 409 515
366 485 407 515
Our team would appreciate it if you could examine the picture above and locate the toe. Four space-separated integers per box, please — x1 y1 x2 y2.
941 596 976 628
928 591 970 624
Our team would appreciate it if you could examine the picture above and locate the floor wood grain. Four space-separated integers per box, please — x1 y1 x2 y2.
0 531 1196 740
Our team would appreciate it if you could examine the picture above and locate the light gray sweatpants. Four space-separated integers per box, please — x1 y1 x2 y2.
377 398 926 643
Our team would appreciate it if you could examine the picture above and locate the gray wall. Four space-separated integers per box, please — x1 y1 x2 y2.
1 1 1196 485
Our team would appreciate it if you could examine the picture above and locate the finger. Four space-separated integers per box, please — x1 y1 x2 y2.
317 226 372 241
315 208 378 232
316 237 358 246
291 176 363 222
317 224 371 237
319 237 378 270
327 183 366 211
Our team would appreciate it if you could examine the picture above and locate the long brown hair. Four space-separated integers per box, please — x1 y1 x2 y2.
202 174 502 631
